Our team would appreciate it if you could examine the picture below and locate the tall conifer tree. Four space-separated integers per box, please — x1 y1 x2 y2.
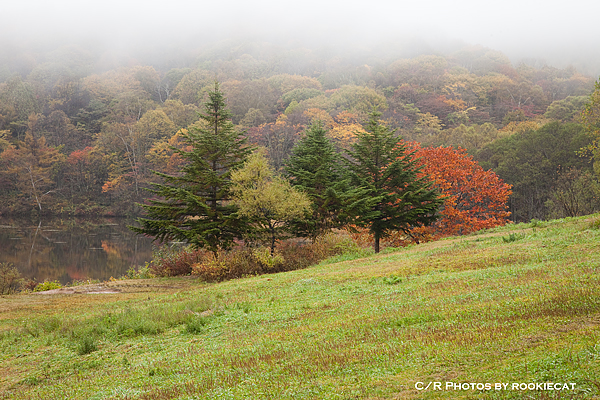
131 82 252 253
285 121 357 239
346 110 442 252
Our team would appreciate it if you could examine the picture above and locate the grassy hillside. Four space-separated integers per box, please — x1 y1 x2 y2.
1 215 600 399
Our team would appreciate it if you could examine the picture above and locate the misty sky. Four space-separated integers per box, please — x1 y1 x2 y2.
2 0 600 74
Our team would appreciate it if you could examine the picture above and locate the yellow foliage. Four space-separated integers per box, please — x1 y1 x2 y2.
335 111 361 125
101 176 123 193
442 97 467 111
275 114 288 126
145 140 171 169
268 74 322 93
328 124 364 150
231 150 311 247
252 247 284 269
499 120 542 136
303 108 334 128
416 112 444 131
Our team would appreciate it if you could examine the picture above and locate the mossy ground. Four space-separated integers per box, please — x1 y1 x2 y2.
1 215 599 399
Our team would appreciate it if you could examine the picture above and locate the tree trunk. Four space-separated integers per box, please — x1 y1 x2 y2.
270 224 276 256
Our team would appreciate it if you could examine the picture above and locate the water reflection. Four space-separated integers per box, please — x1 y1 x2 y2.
0 217 154 285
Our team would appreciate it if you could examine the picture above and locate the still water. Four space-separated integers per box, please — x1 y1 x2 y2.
0 217 154 285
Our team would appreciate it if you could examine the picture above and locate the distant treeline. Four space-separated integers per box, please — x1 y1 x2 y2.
0 40 598 221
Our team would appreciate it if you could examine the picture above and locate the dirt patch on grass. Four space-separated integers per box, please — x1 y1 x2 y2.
32 285 122 295
30 277 196 295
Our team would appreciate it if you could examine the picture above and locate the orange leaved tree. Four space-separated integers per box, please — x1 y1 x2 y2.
349 143 512 248
408 143 512 240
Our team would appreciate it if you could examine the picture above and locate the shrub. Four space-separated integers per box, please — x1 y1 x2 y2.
191 253 230 282
188 232 352 283
150 245 208 277
323 231 362 254
191 247 268 281
0 263 23 295
22 279 38 292
346 226 419 250
276 240 320 270
252 247 285 269
124 263 155 279
32 280 62 292
227 247 265 277
276 232 352 270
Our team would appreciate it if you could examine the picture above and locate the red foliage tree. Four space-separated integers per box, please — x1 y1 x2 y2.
349 143 512 248
408 143 512 240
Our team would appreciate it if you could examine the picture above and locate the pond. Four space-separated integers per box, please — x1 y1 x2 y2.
0 217 155 285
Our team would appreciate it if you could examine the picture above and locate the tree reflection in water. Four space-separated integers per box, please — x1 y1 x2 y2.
0 217 154 285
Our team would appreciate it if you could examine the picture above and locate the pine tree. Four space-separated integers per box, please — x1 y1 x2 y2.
346 110 443 253
284 120 357 239
131 82 252 253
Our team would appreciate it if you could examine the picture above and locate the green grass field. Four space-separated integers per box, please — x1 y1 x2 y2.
1 215 600 399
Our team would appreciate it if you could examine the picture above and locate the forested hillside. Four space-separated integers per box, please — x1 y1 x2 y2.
0 40 598 221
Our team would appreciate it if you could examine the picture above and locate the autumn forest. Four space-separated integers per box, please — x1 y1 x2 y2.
1 39 599 227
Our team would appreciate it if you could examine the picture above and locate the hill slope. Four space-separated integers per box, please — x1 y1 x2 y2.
1 215 600 399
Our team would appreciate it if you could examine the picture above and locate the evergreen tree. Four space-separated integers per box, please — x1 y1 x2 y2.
285 120 357 239
346 110 442 253
131 82 252 253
